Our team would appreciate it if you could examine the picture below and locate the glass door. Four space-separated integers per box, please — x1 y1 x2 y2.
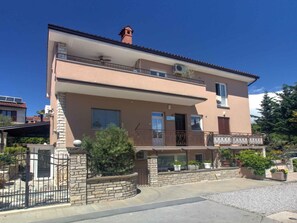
152 112 164 146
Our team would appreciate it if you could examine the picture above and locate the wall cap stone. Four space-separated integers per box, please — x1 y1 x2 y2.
158 167 239 175
87 172 138 184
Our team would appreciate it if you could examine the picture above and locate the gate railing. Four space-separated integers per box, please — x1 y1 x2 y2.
0 147 69 211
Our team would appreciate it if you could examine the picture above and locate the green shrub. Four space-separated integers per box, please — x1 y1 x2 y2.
219 148 233 160
4 146 26 155
13 137 49 145
172 160 183 166
188 160 198 165
0 153 15 166
82 125 135 176
237 150 273 176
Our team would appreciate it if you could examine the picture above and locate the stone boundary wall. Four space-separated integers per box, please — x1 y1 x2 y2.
86 173 138 204
158 168 240 186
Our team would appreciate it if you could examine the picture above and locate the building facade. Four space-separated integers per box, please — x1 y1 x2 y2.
46 25 264 175
0 95 26 124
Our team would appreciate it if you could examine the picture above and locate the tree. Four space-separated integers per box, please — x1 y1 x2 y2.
36 109 45 122
254 83 297 149
274 84 297 141
255 92 276 135
82 125 135 176
0 115 12 127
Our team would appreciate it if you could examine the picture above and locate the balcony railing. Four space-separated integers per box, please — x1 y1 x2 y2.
56 53 205 85
131 130 264 147
206 132 263 146
131 129 205 147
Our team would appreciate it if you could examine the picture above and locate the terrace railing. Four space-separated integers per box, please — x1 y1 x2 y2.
131 129 205 147
57 54 205 85
206 132 264 146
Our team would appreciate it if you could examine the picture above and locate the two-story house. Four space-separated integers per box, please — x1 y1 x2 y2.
46 25 264 182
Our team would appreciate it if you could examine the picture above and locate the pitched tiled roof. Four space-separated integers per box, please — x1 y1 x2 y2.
48 24 259 80
0 101 27 109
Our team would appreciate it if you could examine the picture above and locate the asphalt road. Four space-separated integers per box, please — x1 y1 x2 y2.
36 198 279 223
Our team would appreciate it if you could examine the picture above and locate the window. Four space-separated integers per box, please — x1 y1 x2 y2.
136 151 147 160
0 110 17 121
195 154 203 163
215 83 228 106
150 70 167 77
92 109 120 129
157 154 186 172
191 115 203 131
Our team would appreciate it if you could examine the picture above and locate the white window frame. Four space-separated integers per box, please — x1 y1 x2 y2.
150 69 167 78
216 83 228 107
190 115 203 131
28 145 54 180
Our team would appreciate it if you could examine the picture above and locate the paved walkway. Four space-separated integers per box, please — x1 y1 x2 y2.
0 178 283 223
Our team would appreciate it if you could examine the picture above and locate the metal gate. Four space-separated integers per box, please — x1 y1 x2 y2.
0 148 69 211
134 168 149 185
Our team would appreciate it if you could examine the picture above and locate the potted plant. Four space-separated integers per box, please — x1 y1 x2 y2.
270 168 288 181
173 160 182 171
188 160 198 170
219 148 233 167
204 160 212 169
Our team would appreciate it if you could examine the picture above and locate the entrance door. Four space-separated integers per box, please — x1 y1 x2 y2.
175 114 187 146
152 112 164 146
218 117 230 135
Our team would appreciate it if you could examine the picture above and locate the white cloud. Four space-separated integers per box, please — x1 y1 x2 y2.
248 92 280 122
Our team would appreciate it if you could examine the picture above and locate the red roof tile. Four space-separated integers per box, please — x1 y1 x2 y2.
0 101 27 109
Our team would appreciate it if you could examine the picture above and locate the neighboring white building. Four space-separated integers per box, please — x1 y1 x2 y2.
0 95 27 124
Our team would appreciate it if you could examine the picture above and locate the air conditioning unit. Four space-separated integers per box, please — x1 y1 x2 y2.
216 96 222 105
173 64 188 76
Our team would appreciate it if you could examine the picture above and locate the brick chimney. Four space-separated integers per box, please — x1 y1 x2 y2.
119 26 133 44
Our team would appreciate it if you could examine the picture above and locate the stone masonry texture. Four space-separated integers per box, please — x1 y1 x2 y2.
86 173 138 204
56 93 66 148
158 168 240 186
147 156 159 186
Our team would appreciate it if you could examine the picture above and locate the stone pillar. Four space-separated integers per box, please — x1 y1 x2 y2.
67 147 87 205
147 156 159 187
57 93 66 149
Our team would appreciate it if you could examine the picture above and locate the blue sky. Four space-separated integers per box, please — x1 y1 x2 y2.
0 0 296 115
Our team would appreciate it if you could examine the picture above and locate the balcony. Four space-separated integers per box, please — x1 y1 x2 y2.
206 133 264 146
131 130 205 147
54 54 207 106
58 54 205 85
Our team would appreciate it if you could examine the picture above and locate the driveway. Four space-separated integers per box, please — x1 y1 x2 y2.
0 178 292 223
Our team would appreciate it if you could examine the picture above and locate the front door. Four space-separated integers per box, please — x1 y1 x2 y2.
152 112 164 146
218 117 230 135
175 114 187 146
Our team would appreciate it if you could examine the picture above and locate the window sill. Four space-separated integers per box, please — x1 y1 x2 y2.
217 105 230 109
